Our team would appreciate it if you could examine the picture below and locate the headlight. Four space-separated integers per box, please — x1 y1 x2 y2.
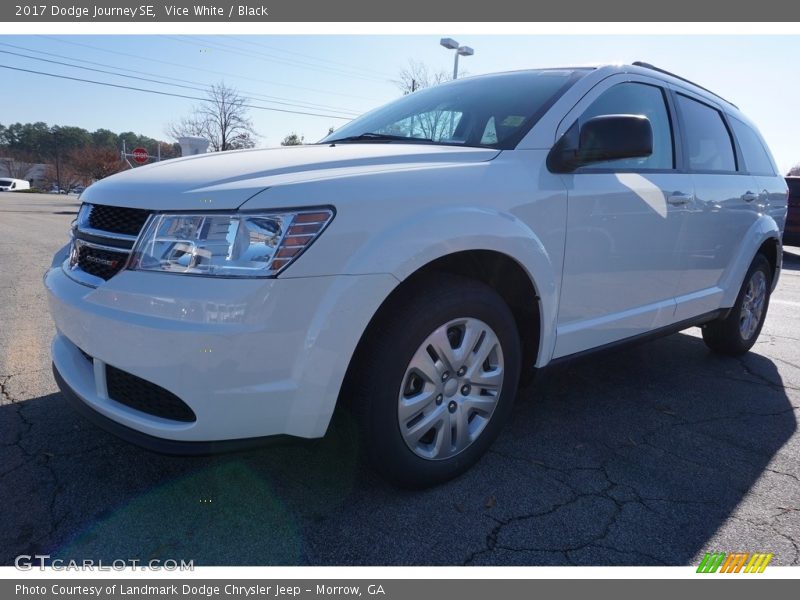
128 208 333 277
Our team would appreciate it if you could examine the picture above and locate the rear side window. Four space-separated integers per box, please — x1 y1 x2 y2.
578 82 674 170
729 117 776 176
677 94 736 172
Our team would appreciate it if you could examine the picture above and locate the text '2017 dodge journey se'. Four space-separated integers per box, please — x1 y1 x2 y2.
47 63 789 487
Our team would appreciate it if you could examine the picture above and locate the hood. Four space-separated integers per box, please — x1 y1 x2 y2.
80 144 501 211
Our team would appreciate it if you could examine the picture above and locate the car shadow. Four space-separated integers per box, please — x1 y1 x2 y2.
0 332 794 566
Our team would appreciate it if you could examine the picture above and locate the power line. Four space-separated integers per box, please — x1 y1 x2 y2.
0 64 354 120
169 36 388 83
39 35 385 102
0 41 364 115
231 36 394 79
0 48 361 117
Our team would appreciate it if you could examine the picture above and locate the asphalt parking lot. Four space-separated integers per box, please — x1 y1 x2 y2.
1 192 799 566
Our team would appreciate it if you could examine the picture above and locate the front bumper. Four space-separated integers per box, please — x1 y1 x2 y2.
46 263 397 445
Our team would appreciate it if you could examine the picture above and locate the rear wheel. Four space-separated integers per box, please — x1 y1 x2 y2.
350 274 521 488
702 253 772 356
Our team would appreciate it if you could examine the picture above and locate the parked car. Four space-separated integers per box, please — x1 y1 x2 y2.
46 63 788 487
785 177 800 246
0 178 31 191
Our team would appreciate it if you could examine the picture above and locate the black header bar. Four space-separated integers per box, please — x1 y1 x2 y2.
2 1 799 22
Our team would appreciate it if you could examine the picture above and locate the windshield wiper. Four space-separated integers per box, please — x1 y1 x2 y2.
327 132 435 144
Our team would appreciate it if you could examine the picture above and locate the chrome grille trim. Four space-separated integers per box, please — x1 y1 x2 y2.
73 225 138 244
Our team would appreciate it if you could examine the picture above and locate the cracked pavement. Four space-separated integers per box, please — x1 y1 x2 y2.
1 193 799 566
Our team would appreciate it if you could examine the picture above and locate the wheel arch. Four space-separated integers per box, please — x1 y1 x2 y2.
757 236 780 290
340 250 544 412
720 217 783 307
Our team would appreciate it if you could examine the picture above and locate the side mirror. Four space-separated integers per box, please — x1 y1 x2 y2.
547 114 653 173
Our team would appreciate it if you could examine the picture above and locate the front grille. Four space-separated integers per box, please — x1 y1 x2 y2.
69 203 152 283
88 204 151 236
76 244 130 280
106 365 196 423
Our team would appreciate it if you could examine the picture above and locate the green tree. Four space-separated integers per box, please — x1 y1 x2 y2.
280 133 304 146
91 128 119 149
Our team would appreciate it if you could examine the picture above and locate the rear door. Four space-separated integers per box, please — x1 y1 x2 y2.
554 76 692 358
728 115 789 247
671 91 761 321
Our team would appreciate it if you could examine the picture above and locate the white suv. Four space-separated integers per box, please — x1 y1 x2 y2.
46 63 788 487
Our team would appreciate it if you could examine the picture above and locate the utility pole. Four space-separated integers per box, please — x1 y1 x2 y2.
52 129 61 193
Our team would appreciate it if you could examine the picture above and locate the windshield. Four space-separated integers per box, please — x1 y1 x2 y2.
0 180 13 187
321 69 588 150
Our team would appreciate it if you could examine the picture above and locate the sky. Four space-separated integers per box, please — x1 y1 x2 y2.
1 34 798 172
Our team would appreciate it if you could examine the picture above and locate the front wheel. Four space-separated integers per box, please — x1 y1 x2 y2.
350 274 521 488
702 253 772 356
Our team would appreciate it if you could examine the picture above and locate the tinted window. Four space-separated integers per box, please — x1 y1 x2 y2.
730 117 775 176
788 178 800 198
322 69 587 149
677 95 736 172
577 82 673 170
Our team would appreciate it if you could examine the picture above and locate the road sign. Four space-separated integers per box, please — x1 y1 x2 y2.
131 147 149 164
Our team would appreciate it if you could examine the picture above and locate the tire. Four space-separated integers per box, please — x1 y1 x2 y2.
350 273 522 488
702 253 772 356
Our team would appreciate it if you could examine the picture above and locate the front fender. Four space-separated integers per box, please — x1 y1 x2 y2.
720 215 783 307
342 206 560 367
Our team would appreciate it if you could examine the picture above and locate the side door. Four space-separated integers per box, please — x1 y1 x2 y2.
554 76 693 358
671 92 761 320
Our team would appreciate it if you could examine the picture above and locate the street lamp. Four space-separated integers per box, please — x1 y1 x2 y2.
440 38 474 80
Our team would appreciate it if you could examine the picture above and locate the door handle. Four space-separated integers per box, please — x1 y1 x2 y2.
667 192 693 206
742 191 758 202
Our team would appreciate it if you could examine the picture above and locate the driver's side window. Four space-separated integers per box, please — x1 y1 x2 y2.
578 82 674 171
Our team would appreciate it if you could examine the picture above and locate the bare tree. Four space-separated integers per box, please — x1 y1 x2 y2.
42 162 83 194
169 83 258 152
394 60 450 95
789 163 800 176
0 152 34 180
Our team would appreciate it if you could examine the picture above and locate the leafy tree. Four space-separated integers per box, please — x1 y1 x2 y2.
69 147 125 181
280 133 304 146
2 122 52 159
91 128 119 149
789 163 800 176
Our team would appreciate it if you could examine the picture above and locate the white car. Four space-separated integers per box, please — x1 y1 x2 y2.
46 63 788 487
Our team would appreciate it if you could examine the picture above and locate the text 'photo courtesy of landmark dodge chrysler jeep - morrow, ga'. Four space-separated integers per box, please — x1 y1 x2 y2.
46 62 788 487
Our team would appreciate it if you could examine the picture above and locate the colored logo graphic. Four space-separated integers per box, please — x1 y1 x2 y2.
697 552 773 573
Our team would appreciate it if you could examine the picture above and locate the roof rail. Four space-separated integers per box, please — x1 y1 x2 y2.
631 61 738 109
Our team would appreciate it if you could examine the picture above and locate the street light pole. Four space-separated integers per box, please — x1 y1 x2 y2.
440 37 475 80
